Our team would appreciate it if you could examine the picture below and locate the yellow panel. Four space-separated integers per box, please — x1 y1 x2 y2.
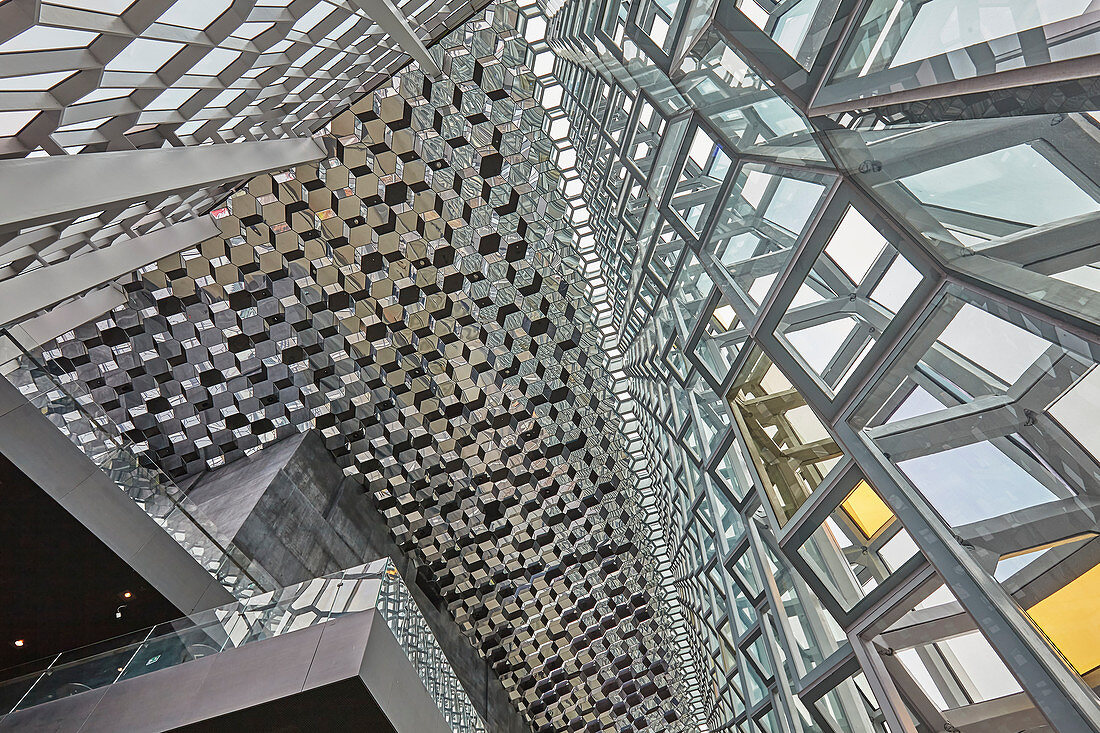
713 303 738 330
1027 561 1100 675
840 480 894 539
1001 533 1097 559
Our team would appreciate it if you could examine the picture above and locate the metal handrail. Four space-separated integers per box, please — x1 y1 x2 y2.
0 329 269 596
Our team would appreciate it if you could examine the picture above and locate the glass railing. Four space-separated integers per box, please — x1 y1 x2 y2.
0 330 272 598
0 559 486 733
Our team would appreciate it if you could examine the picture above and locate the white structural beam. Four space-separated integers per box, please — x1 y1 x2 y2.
350 0 443 78
3 283 127 356
0 216 218 328
0 284 126 376
0 137 327 234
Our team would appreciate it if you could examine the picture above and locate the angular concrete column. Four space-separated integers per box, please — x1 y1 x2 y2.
182 431 532 733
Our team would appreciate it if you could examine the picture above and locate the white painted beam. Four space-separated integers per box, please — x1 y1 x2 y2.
349 0 443 78
5 283 127 357
0 136 327 234
0 216 218 328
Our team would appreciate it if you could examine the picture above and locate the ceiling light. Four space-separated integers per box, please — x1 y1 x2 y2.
12 640 24 647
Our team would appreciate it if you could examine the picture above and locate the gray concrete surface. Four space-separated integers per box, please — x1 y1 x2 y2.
182 430 530 733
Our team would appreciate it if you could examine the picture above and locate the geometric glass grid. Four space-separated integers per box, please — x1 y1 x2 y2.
11 5 693 732
0 0 487 281
6 0 1100 732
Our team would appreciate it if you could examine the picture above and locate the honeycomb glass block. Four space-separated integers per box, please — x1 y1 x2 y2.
20 4 690 732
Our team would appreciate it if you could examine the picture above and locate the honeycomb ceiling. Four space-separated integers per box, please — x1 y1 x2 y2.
11 4 692 732
0 0 487 282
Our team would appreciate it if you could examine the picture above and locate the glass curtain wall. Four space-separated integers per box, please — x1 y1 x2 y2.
538 0 1100 730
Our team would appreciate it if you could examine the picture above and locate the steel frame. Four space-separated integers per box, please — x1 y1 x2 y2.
547 0 1100 730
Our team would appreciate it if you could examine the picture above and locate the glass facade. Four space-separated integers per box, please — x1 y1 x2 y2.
3 1 1100 732
538 0 1100 730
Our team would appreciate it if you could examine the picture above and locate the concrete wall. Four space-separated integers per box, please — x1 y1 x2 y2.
183 432 361 585
182 431 530 733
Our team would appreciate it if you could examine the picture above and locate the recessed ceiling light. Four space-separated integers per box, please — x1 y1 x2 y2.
122 591 133 599
12 640 24 647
